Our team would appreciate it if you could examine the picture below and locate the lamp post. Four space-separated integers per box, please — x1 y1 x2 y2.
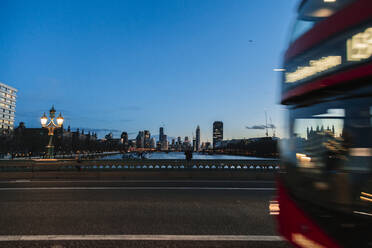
40 106 64 158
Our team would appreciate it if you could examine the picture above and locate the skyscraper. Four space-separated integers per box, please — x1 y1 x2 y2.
195 125 200 152
144 130 151 148
136 131 144 148
159 127 164 143
176 136 182 150
0 82 17 131
213 121 223 148
150 137 156 148
161 134 168 150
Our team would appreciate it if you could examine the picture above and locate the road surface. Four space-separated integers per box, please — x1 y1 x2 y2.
0 180 290 247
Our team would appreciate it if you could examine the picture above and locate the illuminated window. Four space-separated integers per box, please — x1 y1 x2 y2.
284 97 372 172
347 27 372 61
285 56 342 83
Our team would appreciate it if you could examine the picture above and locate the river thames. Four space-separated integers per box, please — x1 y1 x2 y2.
101 152 275 160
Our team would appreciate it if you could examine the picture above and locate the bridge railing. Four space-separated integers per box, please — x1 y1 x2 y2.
0 159 280 172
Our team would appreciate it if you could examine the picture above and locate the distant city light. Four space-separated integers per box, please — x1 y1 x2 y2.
273 68 286 72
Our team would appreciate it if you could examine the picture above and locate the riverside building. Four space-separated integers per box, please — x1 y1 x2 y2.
0 82 17 131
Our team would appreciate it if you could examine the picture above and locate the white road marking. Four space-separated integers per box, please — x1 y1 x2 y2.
0 235 283 242
354 211 372 216
0 187 276 191
0 180 275 183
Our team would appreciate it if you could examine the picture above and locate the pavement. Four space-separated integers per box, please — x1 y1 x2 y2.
0 179 290 247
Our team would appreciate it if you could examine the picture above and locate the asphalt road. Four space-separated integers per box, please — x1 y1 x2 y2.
0 180 290 248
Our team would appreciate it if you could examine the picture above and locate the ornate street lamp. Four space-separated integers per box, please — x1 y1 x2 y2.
40 105 64 158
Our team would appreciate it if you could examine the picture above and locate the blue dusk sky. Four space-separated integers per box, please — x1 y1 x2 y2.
0 0 297 141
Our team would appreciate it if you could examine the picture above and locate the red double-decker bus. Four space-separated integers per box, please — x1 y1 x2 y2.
277 0 372 247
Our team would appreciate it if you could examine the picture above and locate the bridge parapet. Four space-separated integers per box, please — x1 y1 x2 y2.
0 159 279 172
0 159 280 180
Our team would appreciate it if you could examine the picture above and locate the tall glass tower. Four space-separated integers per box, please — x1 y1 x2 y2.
195 125 200 152
213 121 223 148
159 127 164 142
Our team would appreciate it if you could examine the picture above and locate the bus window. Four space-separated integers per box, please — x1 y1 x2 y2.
293 109 345 170
286 96 372 172
290 0 356 43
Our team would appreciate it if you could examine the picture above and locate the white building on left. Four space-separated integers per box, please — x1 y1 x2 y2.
0 82 17 131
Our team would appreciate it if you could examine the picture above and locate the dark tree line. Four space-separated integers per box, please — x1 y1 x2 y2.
0 123 126 158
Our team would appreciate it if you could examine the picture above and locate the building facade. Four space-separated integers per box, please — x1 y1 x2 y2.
144 130 151 148
161 134 168 150
213 121 223 149
0 82 17 131
136 131 144 148
150 137 156 148
120 132 129 146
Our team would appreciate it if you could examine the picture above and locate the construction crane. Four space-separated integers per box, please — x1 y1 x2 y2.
265 111 268 137
270 117 276 138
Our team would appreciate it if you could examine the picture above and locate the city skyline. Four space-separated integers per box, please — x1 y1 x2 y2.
1 0 298 141
14 118 275 147
10 99 279 142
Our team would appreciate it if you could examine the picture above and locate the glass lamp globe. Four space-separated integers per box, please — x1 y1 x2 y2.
40 113 48 127
56 113 64 127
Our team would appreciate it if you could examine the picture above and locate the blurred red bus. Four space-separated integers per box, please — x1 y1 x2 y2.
277 0 372 247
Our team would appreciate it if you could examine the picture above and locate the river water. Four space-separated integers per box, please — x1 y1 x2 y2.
101 152 275 160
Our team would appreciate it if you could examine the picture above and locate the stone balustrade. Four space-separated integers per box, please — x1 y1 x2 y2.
0 159 279 172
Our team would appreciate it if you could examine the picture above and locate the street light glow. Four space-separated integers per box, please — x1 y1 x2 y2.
57 112 64 126
41 113 48 126
40 106 64 158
